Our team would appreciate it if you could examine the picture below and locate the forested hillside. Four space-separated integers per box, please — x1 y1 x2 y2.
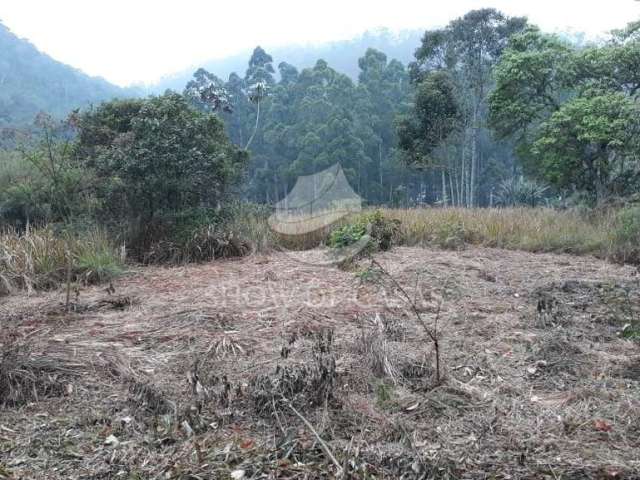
179 12 639 209
0 21 135 130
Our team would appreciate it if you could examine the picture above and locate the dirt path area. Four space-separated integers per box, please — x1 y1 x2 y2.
1 247 639 479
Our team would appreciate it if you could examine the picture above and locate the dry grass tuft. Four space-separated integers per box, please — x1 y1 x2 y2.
250 329 338 416
0 227 122 295
0 333 83 407
356 316 401 383
127 380 176 416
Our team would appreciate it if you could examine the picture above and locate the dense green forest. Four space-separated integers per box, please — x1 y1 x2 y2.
190 47 416 206
181 10 639 208
182 10 528 208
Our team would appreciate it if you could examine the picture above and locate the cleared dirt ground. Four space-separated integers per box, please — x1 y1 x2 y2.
1 246 639 479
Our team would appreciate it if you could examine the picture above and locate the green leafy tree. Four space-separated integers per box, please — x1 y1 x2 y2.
397 71 460 205
355 49 410 202
0 114 91 226
75 93 247 222
488 29 575 140
244 47 275 149
490 23 640 203
532 90 640 200
197 47 420 205
183 68 232 113
406 9 528 206
397 71 460 163
278 62 299 86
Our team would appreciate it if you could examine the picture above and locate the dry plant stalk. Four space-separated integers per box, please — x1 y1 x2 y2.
284 398 344 477
65 248 72 313
368 257 446 384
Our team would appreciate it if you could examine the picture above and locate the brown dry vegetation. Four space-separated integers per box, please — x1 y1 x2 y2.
0 246 639 479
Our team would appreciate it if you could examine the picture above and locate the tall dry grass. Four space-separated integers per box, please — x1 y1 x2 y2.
380 207 637 262
242 207 640 263
2 206 636 296
233 205 639 264
0 227 122 295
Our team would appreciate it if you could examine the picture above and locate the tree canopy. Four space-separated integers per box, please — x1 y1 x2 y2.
400 9 529 207
490 24 640 203
74 93 247 222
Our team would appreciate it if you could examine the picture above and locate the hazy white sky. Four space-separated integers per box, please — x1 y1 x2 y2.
1 0 639 86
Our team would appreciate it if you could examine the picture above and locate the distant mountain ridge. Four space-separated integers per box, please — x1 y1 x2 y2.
0 20 137 128
148 29 425 93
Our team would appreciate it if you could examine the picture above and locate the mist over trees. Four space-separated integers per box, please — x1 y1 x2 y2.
153 29 423 92
398 9 529 207
0 21 136 131
186 45 418 205
490 22 640 204
183 9 534 207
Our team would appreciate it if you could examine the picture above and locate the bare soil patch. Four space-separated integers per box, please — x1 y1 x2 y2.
0 247 638 479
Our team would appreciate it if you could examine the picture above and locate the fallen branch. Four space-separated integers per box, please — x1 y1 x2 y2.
283 398 344 477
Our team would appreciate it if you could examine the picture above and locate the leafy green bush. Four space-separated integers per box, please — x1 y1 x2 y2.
366 210 401 251
75 94 247 225
328 223 368 249
621 323 640 341
0 117 96 229
327 210 400 253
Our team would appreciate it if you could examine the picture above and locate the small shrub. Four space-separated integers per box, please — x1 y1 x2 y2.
327 210 400 253
495 177 549 207
366 210 401 251
621 324 640 341
433 220 467 250
375 381 395 409
355 266 383 284
328 222 368 249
